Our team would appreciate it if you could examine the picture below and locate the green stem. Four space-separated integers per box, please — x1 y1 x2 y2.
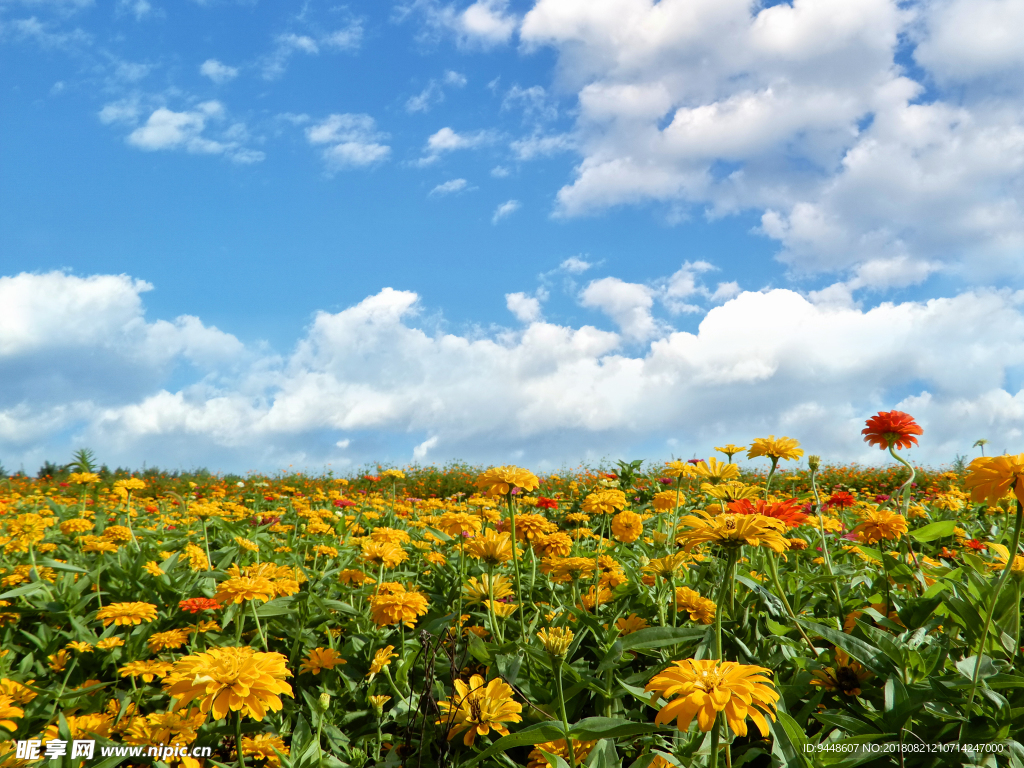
764 458 779 498
552 658 577 767
713 550 738 660
810 467 844 623
765 551 818 657
888 445 916 516
667 477 683 550
709 712 721 768
962 500 1023 727
507 492 528 641
250 601 268 650
235 712 246 768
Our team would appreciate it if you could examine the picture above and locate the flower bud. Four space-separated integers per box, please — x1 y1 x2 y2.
807 455 821 472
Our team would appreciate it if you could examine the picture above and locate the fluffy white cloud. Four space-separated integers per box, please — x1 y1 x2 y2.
430 178 469 195
306 114 391 170
516 0 1024 283
492 199 520 222
200 59 239 84
404 0 517 48
2 270 1023 471
506 291 543 322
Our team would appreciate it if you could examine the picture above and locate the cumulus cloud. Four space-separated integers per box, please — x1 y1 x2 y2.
306 114 391 170
3 270 1022 472
200 59 239 84
416 126 498 165
429 178 469 195
402 0 517 48
514 0 1024 284
492 199 520 223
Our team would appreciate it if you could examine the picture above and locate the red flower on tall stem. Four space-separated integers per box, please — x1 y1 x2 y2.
179 598 222 613
861 411 923 451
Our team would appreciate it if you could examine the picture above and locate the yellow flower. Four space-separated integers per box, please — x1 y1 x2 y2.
438 512 482 537
60 518 94 536
360 540 409 569
533 531 573 557
964 454 1024 505
235 536 260 552
69 472 101 484
542 556 598 583
462 574 514 605
849 508 908 544
96 602 158 626
299 647 347 675
368 645 398 676
123 710 204 745
0 695 24 732
702 481 761 502
527 740 597 768
476 466 540 496
641 553 690 580
381 468 406 480
142 561 164 577
119 660 174 682
986 543 1024 578
163 646 293 721
102 525 133 543
0 679 37 704
691 458 740 484
614 614 650 636
436 674 522 746
714 444 747 462
42 713 113 740
485 600 519 617
747 436 804 462
369 527 411 546
368 695 391 713
645 659 778 737
611 510 644 543
96 637 125 650
676 511 790 553
215 576 276 605
66 641 94 653
810 649 872 697
339 568 375 585
184 543 210 571
369 588 429 628
663 461 697 479
536 627 574 657
509 513 557 541
81 536 120 553
582 488 627 515
674 587 716 624
465 529 515 565
240 734 289 767
114 478 147 491
147 629 191 653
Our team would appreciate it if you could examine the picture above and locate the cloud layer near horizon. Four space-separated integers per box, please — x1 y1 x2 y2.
2 271 1021 473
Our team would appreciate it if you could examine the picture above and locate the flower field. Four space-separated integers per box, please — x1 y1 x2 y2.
1 415 1023 768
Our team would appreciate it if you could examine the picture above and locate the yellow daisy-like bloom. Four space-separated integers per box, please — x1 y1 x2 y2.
986 543 1024 578
147 629 191 653
485 600 519 617
509 513 558 541
42 713 114 740
964 454 1024 505
663 461 697 479
299 647 347 675
114 478 147 491
462 574 514 605
465 529 515 565
60 518 94 536
81 536 120 553
642 553 691 579
436 674 522 746
542 555 598 583
702 481 762 502
142 561 164 577
691 458 740 484
526 740 597 768
119 660 174 683
235 536 260 552
368 695 391 712
652 491 682 511
645 659 779 737
360 540 409 569
0 695 24 732
103 525 133 543
579 586 613 612
0 679 37 704
369 527 412 546
536 627 574 657
184 543 210 571
809 649 872 697
96 637 125 650
96 601 158 627
339 568 375 585
381 468 406 480
369 588 430 628
438 511 482 537
611 510 644 543
676 511 790 553
124 710 205 745
311 544 338 558
476 466 540 497
674 587 716 624
849 508 908 544
66 641 94 653
532 531 573 558
582 488 627 515
163 646 293 721
214 576 276 605
714 444 747 462
614 613 650 636
69 472 101 484
368 645 398 676
747 436 803 462
240 734 289 767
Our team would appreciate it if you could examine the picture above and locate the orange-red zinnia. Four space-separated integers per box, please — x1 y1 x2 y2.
861 410 922 451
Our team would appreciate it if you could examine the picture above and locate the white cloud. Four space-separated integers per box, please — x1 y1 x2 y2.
444 70 467 87
560 256 593 274
4 271 1022 471
492 199 520 223
306 114 391 170
515 0 1024 284
404 0 517 48
417 126 498 166
200 59 239 84
506 292 543 322
323 20 363 51
406 71 467 113
413 435 439 460
117 0 156 20
262 27 360 79
430 178 469 195
580 277 664 342
510 132 574 161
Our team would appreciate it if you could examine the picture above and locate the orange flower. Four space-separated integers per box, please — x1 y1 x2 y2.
727 498 808 529
861 410 923 451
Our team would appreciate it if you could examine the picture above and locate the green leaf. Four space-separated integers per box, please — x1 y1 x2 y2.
584 740 621 768
0 582 46 600
909 520 957 542
254 597 297 617
461 722 567 767
569 718 665 741
795 618 892 676
617 627 706 652
39 559 88 574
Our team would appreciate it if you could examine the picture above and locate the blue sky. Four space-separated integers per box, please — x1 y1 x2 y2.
2 0 1023 475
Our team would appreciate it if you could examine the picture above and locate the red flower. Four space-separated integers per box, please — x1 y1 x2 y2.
964 539 987 552
536 497 558 509
861 410 923 451
825 491 856 510
179 598 222 613
727 498 808 529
